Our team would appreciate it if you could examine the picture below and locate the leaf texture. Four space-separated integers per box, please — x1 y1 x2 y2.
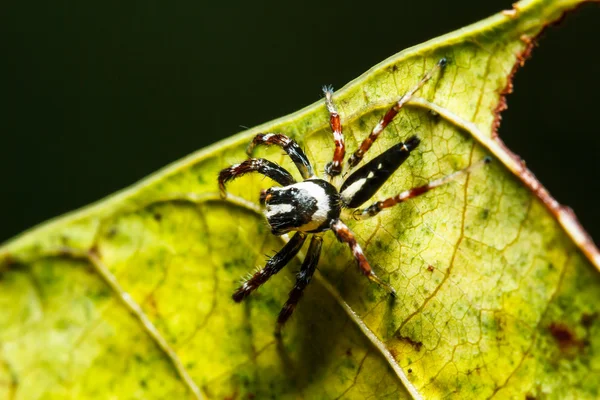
1 0 599 398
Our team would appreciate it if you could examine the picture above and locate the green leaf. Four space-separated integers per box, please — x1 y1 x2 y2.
2 0 599 398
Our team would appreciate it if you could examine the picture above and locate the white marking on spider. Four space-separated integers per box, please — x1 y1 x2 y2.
373 122 384 135
265 203 294 219
340 178 367 204
295 181 331 232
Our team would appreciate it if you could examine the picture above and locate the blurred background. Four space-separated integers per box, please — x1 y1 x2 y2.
1 0 599 244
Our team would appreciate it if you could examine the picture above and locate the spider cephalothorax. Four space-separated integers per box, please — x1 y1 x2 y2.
263 179 341 235
218 58 488 329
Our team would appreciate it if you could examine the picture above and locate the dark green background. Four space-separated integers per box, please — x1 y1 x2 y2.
2 1 599 244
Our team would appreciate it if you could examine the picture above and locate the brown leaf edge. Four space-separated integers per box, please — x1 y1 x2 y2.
408 0 600 273
491 1 600 271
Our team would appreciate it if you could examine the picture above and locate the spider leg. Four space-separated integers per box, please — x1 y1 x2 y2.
353 157 491 220
323 86 345 177
347 58 447 169
330 219 396 296
233 231 308 302
218 158 295 198
246 133 315 179
259 189 268 205
277 235 323 328
340 136 420 208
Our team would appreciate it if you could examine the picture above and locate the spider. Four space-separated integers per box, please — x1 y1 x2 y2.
218 58 488 329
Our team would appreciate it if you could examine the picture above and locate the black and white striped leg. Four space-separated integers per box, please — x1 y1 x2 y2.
233 232 308 302
340 136 420 209
246 133 315 179
347 58 447 169
218 158 295 198
277 235 323 328
353 157 492 220
323 86 345 177
330 219 396 296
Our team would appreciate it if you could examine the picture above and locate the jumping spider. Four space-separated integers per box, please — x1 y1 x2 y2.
218 58 489 329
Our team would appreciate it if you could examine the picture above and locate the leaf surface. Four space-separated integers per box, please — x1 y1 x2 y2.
2 0 600 398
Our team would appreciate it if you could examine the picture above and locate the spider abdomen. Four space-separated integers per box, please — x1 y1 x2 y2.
264 179 341 235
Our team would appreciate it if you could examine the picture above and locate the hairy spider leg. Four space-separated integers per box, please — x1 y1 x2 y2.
246 133 315 179
218 158 295 198
232 231 308 302
347 58 447 169
277 235 323 328
353 157 492 220
340 136 420 209
323 86 346 177
330 219 396 296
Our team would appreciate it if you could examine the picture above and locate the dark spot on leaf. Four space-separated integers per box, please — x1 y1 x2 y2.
153 213 162 222
407 368 413 373
525 394 537 400
1 253 12 264
549 322 574 343
548 322 585 353
93 287 112 300
366 287 378 303
262 296 282 315
494 313 506 333
427 265 434 272
396 334 423 352
480 208 490 220
580 312 597 329
345 348 352 357
224 259 244 271
140 379 147 388
429 109 441 123
82 263 96 275
0 253 21 275
146 294 159 314
389 348 399 359
106 227 118 238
